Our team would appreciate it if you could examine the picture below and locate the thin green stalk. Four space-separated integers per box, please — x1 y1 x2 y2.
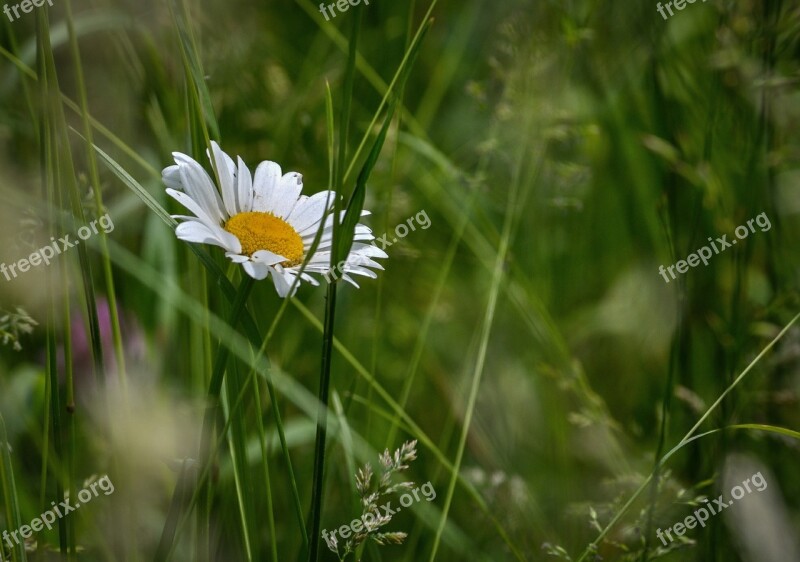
307 10 362 562
197 276 254 559
252 380 279 562
0 414 27 562
36 12 71 558
155 348 276 562
154 460 195 562
63 0 128 398
576 310 800 562
61 285 76 562
426 126 527 562
306 283 338 562
641 199 686 560
292 300 524 561
156 277 316 561
385 194 474 447
221 363 257 561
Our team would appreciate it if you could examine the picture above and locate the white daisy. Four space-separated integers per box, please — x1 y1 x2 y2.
162 142 387 297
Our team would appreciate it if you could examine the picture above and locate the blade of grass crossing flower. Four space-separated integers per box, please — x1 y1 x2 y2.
168 0 220 140
291 0 437 184
336 21 429 264
307 9 363 562
335 102 394 266
341 16 434 185
91 142 175 226
326 82 335 189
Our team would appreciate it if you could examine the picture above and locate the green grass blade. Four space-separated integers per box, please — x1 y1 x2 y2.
576 310 800 562
0 414 27 562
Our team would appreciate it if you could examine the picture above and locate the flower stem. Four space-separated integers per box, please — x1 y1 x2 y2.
307 282 338 562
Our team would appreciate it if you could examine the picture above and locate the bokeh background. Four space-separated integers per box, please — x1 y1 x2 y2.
1 0 799 560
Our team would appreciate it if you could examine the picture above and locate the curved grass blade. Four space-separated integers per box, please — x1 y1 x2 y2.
576 310 800 562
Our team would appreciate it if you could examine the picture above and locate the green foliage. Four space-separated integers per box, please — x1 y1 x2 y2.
0 0 799 561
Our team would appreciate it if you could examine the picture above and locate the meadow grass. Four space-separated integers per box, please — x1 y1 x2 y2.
0 0 799 561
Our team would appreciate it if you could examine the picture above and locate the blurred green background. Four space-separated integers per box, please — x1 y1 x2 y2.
0 0 799 560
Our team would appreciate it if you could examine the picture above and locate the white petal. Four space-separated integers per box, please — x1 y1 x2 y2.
299 272 320 285
242 260 270 280
270 268 293 297
173 152 226 224
284 269 319 287
297 209 363 237
341 265 378 278
162 165 183 190
303 231 334 248
351 242 388 259
289 190 336 234
175 221 241 253
208 142 238 216
301 224 373 249
340 274 361 288
167 189 223 230
236 156 254 212
304 251 334 269
252 250 287 266
226 253 251 263
348 255 384 270
251 161 282 212
271 172 304 219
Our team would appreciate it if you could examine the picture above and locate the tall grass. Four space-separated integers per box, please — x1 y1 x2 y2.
0 1 799 561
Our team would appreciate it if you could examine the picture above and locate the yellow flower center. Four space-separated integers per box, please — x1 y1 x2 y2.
224 211 304 266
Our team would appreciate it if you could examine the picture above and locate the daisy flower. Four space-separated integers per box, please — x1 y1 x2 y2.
162 142 387 297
